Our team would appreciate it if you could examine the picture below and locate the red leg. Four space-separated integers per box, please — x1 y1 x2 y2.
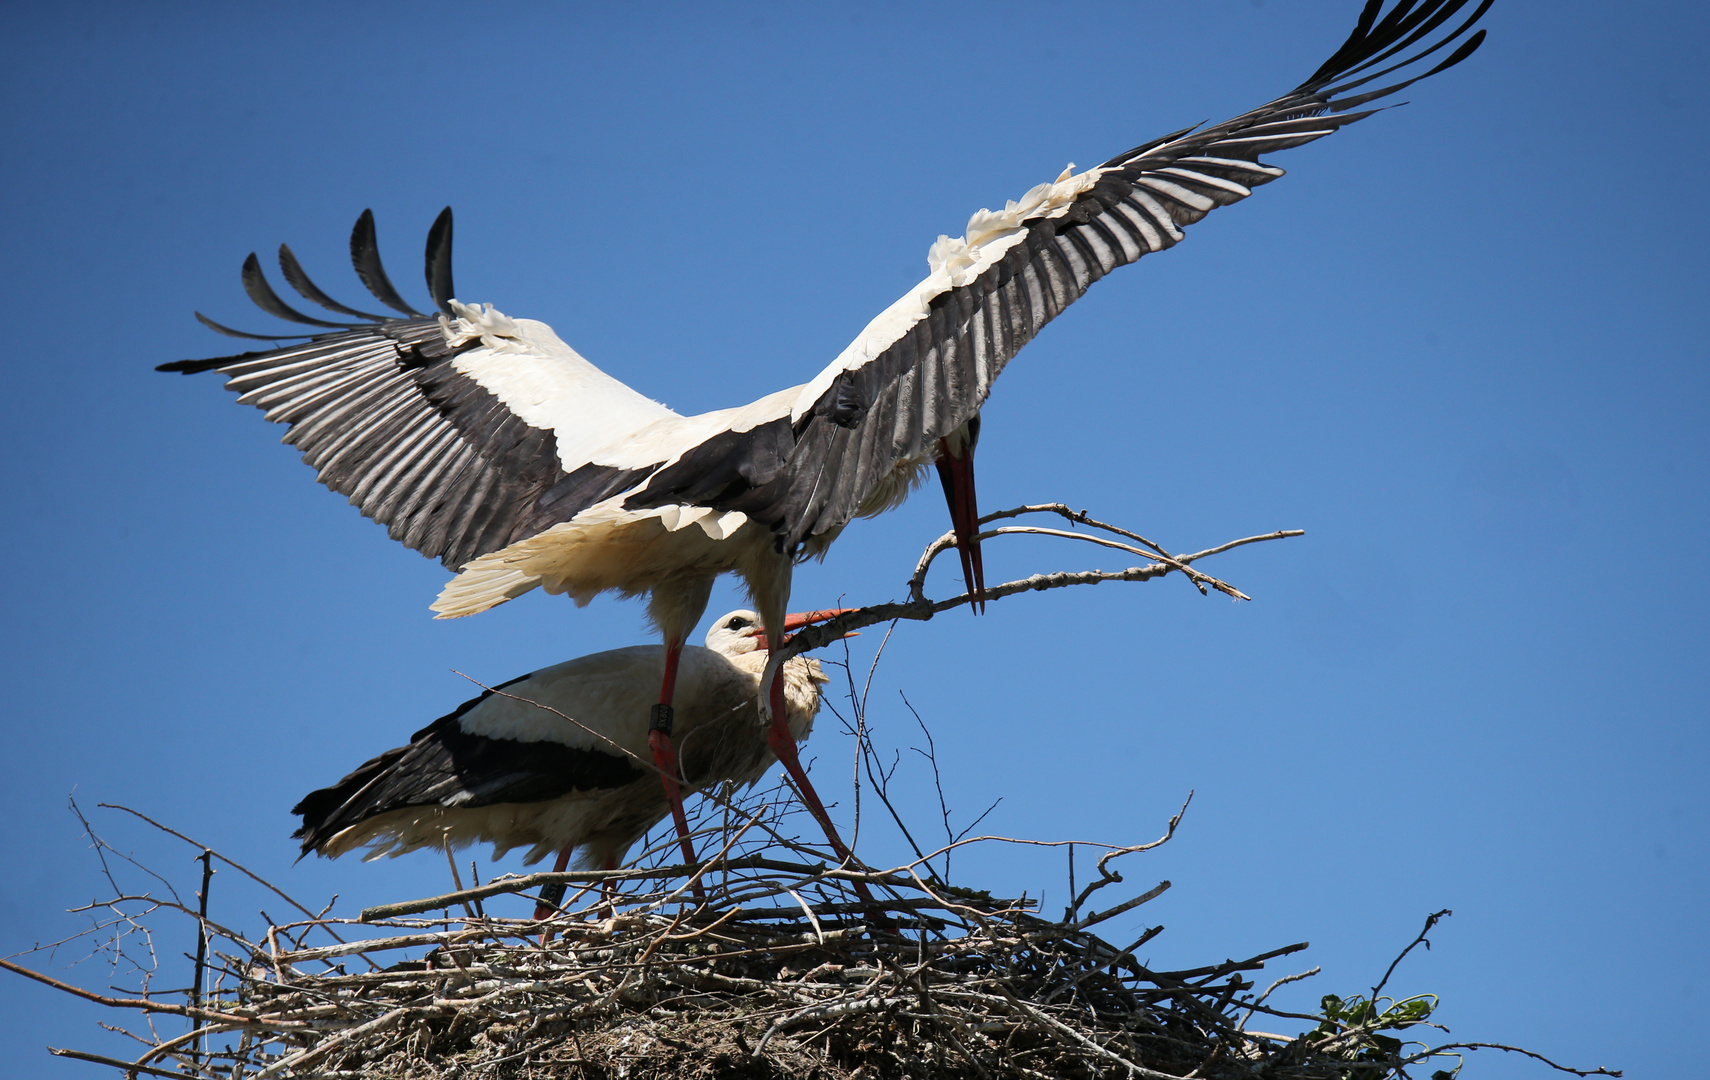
765 666 881 912
765 674 849 855
602 852 620 903
649 639 700 870
649 639 708 903
534 846 574 921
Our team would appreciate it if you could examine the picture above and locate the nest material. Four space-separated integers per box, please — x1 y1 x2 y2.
136 839 1403 1080
23 800 1625 1080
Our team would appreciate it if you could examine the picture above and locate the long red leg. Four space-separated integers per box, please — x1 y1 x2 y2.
764 659 880 909
765 674 849 855
772 676 882 909
750 609 888 918
648 639 699 870
935 437 986 613
534 846 574 922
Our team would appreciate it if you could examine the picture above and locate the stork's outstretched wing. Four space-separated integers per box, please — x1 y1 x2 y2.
620 0 1492 550
162 209 679 571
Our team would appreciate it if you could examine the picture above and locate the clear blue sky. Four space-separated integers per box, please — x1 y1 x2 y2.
2 2 1704 1076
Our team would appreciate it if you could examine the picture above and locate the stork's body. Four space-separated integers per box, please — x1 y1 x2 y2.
293 611 827 878
165 1 1492 864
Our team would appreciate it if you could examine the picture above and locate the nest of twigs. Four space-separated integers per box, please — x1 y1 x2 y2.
23 797 1605 1080
245 847 1319 1080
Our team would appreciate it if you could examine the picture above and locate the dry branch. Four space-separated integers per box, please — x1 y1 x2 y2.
760 505 1303 728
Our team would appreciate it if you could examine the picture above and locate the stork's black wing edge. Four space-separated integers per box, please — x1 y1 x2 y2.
426 207 456 316
159 210 612 571
615 0 1496 554
349 209 425 317
292 690 643 858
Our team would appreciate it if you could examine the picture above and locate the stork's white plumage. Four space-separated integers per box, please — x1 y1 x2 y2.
165 1 1493 865
292 610 829 879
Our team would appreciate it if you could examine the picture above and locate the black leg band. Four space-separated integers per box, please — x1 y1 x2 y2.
649 703 674 734
537 879 567 913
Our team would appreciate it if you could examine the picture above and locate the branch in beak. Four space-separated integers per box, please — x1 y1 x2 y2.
752 608 860 653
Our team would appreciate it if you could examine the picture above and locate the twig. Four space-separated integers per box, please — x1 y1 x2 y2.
0 956 267 1026
1251 966 1322 1011
792 560 1256 662
1371 908 1451 1001
48 1047 208 1080
255 1006 409 1077
189 849 213 1065
96 803 370 963
1069 792 1193 921
1068 880 1171 932
1402 1042 1622 1077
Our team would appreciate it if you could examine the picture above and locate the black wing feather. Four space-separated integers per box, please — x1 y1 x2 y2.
349 209 425 317
425 206 456 316
191 310 306 342
619 0 1491 552
162 210 651 570
240 253 365 329
279 242 393 321
292 687 642 857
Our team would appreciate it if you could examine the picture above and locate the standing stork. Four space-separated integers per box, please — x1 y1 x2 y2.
160 1 1493 866
293 609 841 919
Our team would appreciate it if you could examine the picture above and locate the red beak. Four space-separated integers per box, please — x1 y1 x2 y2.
935 435 986 614
752 608 859 652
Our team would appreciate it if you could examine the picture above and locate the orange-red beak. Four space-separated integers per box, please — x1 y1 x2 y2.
751 608 860 652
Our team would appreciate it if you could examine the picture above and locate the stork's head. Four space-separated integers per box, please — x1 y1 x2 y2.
703 608 857 657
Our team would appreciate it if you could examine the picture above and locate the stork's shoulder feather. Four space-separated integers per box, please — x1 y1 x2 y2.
456 644 668 748
439 303 679 468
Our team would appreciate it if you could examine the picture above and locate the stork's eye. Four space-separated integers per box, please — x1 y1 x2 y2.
726 616 752 630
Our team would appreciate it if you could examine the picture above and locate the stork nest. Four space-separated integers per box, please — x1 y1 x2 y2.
10 798 1621 1080
250 871 1315 1080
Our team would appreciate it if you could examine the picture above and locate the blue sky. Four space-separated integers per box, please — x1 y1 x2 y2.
1 2 1705 1076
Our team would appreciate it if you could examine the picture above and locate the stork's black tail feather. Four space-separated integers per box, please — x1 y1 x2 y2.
291 743 414 858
